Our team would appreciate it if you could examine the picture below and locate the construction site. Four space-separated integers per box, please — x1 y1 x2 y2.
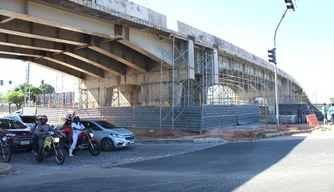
0 0 313 134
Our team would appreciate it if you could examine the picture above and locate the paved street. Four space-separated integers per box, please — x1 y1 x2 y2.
1 130 334 192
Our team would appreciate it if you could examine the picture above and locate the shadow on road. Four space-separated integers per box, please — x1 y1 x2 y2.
117 137 307 191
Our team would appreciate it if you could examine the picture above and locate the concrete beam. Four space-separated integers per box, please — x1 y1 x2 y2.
0 28 86 46
118 39 161 63
0 26 126 75
0 43 104 78
0 19 154 74
47 53 105 78
63 51 123 76
0 17 15 24
28 60 84 80
0 2 115 39
38 56 102 79
0 41 61 53
0 50 39 58
0 28 85 46
0 54 84 79
89 46 147 73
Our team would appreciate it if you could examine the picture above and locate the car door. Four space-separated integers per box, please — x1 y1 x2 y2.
81 121 104 142
0 119 10 132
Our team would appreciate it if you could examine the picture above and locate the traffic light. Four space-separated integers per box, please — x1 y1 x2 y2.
41 80 44 85
268 48 277 64
8 80 12 84
285 0 295 11
0 80 3 86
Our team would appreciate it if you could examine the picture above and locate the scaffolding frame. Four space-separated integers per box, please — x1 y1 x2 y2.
159 36 189 133
159 36 217 133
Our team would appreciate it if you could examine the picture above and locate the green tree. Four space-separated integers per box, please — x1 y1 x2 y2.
14 83 43 103
6 91 24 111
39 83 55 94
0 92 5 102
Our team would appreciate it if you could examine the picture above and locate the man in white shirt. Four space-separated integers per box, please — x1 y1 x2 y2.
69 116 85 156
329 104 334 125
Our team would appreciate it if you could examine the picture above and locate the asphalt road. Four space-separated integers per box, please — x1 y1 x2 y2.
1 130 334 192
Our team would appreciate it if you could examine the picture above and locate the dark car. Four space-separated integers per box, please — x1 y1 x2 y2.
6 113 37 127
0 118 33 150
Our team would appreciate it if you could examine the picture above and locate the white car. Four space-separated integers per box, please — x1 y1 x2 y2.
80 119 135 151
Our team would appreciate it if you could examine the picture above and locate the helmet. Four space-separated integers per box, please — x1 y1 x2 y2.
35 115 41 122
73 116 80 122
65 114 72 121
40 115 48 124
64 114 72 125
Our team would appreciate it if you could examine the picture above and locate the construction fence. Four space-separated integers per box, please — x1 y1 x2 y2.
24 104 260 132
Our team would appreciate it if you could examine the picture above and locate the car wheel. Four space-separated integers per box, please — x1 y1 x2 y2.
101 138 115 151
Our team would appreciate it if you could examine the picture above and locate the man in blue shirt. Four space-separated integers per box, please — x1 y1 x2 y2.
296 105 303 124
322 103 328 125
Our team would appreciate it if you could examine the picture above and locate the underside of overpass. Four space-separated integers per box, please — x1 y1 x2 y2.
0 0 310 110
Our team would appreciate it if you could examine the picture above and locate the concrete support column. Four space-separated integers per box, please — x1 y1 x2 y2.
117 84 141 106
188 36 195 80
213 44 219 84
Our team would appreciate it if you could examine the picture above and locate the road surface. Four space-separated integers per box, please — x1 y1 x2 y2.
1 130 334 192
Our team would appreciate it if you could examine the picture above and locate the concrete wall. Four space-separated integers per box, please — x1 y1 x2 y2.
82 70 174 107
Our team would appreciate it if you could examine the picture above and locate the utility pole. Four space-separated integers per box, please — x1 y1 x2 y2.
268 0 295 127
24 63 30 107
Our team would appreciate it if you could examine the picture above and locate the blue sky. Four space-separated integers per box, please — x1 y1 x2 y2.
1 0 333 103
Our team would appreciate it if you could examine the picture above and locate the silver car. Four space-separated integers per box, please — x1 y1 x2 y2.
80 119 135 151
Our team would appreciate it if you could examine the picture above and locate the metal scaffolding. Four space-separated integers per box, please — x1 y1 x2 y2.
159 36 188 133
159 36 217 132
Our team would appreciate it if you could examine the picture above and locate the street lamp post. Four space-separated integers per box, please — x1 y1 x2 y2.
268 0 295 127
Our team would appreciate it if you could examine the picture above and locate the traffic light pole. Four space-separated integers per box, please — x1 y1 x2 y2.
273 8 288 127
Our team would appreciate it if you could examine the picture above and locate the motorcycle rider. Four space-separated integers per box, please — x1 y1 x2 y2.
29 115 41 155
62 114 73 145
69 115 85 156
34 115 63 164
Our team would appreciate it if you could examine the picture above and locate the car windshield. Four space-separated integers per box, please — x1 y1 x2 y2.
0 119 26 129
9 120 26 129
95 121 118 129
20 116 36 124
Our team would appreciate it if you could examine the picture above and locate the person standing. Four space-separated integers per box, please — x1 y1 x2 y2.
297 105 303 124
29 115 41 155
62 114 73 145
322 103 328 125
329 104 334 125
305 104 311 123
305 104 310 115
69 116 85 157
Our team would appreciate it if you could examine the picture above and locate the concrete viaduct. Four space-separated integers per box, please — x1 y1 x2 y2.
0 0 310 111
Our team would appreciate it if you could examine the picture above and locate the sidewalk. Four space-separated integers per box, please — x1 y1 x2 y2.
135 120 332 143
0 163 12 175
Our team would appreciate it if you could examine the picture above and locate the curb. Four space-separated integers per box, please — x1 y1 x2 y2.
0 163 12 175
265 128 316 138
136 138 226 144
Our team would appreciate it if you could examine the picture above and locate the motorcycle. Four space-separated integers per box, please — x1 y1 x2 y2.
0 133 15 162
61 128 101 156
35 131 65 165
